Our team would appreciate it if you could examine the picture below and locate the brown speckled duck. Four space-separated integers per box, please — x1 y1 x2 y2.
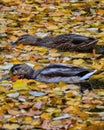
10 63 96 84
12 33 98 52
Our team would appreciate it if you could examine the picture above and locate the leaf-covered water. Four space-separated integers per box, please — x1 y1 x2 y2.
0 0 104 129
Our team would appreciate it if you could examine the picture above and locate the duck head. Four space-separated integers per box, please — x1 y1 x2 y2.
10 64 34 79
11 34 38 46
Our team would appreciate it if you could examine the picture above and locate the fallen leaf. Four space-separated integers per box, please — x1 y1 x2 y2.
0 63 13 70
53 113 71 120
13 79 29 90
41 112 51 120
3 124 19 129
8 109 21 116
7 92 19 98
34 101 43 109
29 91 47 97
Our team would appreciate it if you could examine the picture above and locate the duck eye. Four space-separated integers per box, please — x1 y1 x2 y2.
13 70 18 75
12 66 21 74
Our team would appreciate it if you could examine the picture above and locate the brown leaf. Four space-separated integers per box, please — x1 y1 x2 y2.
23 109 42 116
34 101 43 109
8 109 21 116
18 102 34 109
41 119 54 130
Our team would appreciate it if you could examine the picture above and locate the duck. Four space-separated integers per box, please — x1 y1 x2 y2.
10 63 97 84
11 33 98 52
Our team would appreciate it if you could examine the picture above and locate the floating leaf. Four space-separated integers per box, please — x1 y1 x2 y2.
0 0 104 129
3 124 19 129
46 24 58 30
89 74 104 89
36 32 49 38
46 108 61 116
13 79 29 90
0 63 13 70
54 91 63 96
53 113 71 120
0 86 7 92
7 92 19 98
29 91 47 97
0 80 12 87
41 113 51 120
34 101 42 109
8 109 21 116
23 116 33 124
18 97 26 102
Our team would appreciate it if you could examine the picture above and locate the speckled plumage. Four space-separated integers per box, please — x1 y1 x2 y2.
12 33 98 52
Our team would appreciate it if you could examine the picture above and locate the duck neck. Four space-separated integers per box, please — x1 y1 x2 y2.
33 37 43 46
31 69 42 79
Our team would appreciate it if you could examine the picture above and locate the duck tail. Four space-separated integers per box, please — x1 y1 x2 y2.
80 70 97 81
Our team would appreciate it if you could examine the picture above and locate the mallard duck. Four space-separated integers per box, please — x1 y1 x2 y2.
10 63 96 83
11 33 98 52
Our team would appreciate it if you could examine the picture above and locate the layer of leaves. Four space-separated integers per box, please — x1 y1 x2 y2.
0 0 104 129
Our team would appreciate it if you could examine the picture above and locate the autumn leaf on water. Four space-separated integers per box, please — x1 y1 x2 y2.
53 113 71 120
13 79 29 90
29 91 47 97
0 0 104 129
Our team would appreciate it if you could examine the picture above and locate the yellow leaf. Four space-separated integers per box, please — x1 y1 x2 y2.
32 119 41 126
38 59 49 63
7 117 18 123
46 24 58 30
92 59 104 70
46 108 61 116
63 106 80 115
0 86 7 92
77 112 89 119
73 59 84 66
52 17 61 22
23 116 33 124
34 46 48 54
96 9 104 15
41 112 51 119
18 17 30 22
13 79 29 90
0 94 6 101
49 52 61 57
3 124 19 129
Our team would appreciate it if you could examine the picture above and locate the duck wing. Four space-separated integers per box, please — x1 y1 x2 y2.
34 64 96 83
39 64 90 77
70 34 98 51
37 34 72 48
40 34 98 51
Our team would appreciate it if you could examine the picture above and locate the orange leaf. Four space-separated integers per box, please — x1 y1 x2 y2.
8 109 21 116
